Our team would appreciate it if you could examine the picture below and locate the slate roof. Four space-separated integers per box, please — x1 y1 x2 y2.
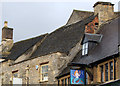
57 16 120 78
31 14 96 58
6 34 47 60
75 17 119 65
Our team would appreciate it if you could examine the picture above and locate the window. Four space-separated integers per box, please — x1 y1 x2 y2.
82 42 88 55
110 61 113 80
100 65 104 82
12 70 18 78
105 63 108 81
99 59 117 83
41 64 48 81
58 75 70 86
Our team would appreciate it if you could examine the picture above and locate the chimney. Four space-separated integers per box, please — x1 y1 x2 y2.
1 21 13 56
93 2 114 25
2 21 13 41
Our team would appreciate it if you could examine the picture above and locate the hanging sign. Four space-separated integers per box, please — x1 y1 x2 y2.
70 69 85 84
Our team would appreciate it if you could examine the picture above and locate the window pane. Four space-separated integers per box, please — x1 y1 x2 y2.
85 42 88 49
85 48 88 55
83 43 85 49
62 79 64 86
86 73 88 84
105 63 108 81
114 59 116 80
100 65 104 82
68 77 70 86
82 49 85 55
58 80 60 86
42 73 48 81
42 65 48 73
42 66 45 73
65 78 67 86
110 61 113 80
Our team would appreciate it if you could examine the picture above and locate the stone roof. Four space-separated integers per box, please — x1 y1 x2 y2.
6 34 47 60
66 10 93 25
31 14 96 58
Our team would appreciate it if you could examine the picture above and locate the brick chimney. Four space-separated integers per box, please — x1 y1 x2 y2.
0 21 13 56
93 2 114 25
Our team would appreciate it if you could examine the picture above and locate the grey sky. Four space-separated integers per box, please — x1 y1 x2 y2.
0 0 119 42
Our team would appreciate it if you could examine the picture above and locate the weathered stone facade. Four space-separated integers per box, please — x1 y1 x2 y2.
0 53 64 84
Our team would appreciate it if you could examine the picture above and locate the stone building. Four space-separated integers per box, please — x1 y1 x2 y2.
0 1 120 86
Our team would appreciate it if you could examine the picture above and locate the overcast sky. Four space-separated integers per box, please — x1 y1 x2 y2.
0 0 119 42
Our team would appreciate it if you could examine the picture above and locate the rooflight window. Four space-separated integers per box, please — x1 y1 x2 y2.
82 42 88 56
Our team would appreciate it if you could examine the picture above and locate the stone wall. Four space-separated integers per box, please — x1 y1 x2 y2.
0 52 66 85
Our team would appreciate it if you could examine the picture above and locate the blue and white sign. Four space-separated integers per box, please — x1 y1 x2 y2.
70 70 85 84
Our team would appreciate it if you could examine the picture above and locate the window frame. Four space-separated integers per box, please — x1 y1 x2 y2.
82 42 88 56
40 64 48 82
98 59 116 83
58 75 70 86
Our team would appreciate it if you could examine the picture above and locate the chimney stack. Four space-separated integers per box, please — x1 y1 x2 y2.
2 21 13 41
1 21 13 55
93 2 114 25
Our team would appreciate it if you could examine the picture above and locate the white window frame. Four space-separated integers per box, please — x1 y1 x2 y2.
82 42 88 55
41 64 48 82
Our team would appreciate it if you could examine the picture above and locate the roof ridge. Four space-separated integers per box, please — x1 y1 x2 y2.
73 9 93 13
14 33 48 44
65 14 95 27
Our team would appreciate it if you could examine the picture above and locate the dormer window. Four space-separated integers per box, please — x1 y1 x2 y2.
82 42 88 56
81 33 103 56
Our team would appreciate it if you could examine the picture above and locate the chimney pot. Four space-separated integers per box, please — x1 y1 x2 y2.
4 21 8 27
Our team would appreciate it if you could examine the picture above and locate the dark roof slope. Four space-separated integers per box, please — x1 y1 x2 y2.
31 14 96 58
74 17 119 65
57 51 82 78
66 10 93 25
7 34 47 60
